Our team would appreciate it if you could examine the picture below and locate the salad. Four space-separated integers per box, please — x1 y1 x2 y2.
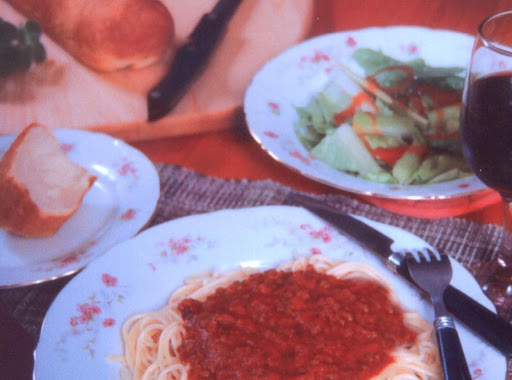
294 48 472 185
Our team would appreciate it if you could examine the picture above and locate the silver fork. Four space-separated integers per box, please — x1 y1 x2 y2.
405 249 472 380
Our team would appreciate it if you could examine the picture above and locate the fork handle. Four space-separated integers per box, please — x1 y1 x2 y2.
434 316 472 380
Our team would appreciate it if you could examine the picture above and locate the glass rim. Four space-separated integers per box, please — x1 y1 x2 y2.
478 10 512 57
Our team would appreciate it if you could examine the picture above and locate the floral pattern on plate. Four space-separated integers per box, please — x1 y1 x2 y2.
245 27 488 200
0 129 160 287
148 235 216 268
35 206 505 379
55 273 128 362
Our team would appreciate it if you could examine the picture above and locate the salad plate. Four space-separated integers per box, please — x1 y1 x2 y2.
34 206 505 379
245 26 488 199
0 129 160 287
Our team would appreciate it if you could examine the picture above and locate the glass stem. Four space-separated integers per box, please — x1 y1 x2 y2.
500 197 512 267
481 197 512 319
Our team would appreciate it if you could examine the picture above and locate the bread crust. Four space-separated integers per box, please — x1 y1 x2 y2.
0 175 94 238
6 0 175 71
0 123 96 238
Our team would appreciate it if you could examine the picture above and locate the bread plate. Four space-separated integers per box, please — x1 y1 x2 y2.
0 130 159 287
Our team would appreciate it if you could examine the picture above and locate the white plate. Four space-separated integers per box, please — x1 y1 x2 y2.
0 129 159 287
244 26 488 200
34 206 505 379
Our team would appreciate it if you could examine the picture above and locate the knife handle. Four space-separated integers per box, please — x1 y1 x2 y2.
444 285 512 355
397 263 512 356
434 316 472 380
147 0 242 121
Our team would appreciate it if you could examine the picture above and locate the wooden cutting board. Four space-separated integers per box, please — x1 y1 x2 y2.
0 0 314 141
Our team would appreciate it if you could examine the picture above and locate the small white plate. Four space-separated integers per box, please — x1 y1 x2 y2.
244 26 488 200
34 206 505 379
0 129 159 287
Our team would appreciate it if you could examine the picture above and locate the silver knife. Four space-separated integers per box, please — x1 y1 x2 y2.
147 0 243 121
287 192 512 357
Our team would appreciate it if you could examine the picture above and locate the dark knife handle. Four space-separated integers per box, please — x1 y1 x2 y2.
435 316 472 380
445 286 512 355
397 263 512 356
147 0 242 121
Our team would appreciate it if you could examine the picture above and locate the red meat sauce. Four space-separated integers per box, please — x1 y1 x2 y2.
177 267 417 380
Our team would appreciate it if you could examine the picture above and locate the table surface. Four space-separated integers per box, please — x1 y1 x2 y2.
131 0 512 226
3 2 512 379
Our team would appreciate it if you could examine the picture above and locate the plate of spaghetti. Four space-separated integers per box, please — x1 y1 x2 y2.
34 206 505 379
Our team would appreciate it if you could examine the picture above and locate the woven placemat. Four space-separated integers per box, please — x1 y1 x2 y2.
1 163 510 377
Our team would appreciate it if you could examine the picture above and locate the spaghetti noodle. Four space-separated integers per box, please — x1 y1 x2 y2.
117 256 441 379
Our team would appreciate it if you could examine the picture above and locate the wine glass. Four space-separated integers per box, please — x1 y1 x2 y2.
460 10 512 317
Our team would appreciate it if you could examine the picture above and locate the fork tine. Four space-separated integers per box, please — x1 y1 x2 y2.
406 250 422 262
427 247 441 261
408 247 441 262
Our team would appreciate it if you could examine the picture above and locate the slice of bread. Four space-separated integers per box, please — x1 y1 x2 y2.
0 123 96 237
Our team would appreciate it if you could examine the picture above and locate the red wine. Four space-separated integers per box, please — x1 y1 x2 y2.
461 71 512 197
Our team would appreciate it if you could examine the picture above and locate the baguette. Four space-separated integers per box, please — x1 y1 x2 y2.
5 0 175 71
0 123 96 238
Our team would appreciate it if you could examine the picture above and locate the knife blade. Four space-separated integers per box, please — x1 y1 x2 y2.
147 0 243 121
287 192 512 357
